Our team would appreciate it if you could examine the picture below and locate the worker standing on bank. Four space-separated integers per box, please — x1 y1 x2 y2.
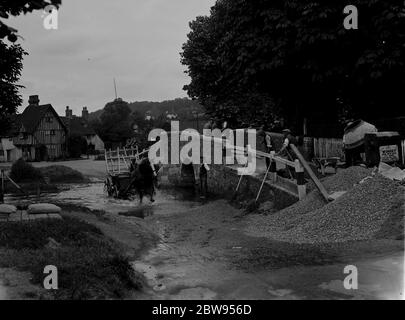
258 126 274 168
276 128 297 178
199 162 210 199
277 129 297 158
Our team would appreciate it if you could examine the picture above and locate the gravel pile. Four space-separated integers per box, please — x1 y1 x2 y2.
321 166 372 192
246 167 404 243
288 176 404 243
256 166 372 226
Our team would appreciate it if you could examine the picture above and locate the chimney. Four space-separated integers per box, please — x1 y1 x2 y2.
65 106 73 119
28 95 40 106
82 106 89 120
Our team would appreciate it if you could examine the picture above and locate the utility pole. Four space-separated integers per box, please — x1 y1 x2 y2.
113 78 118 100
0 170 4 204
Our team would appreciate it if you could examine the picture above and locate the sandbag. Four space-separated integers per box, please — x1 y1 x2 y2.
28 203 62 214
0 204 17 214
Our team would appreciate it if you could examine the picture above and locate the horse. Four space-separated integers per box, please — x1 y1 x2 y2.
128 157 157 204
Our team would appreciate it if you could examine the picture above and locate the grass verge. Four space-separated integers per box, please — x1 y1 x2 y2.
0 217 142 299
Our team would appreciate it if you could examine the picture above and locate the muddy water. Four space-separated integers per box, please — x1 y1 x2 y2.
129 197 404 300
4 182 205 218
3 183 404 300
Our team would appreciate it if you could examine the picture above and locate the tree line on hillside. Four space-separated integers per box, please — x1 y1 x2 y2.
90 98 186 150
88 98 204 122
181 0 405 137
88 97 206 150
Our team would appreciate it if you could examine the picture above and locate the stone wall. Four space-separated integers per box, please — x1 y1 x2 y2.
206 165 298 210
159 163 299 210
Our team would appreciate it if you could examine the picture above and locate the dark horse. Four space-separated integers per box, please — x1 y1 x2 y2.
128 157 157 204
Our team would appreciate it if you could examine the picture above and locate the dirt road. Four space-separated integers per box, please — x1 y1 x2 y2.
130 199 403 300
2 166 403 300
55 189 403 300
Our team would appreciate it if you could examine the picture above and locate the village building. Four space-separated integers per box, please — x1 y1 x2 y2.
0 137 20 162
11 95 68 161
165 110 178 120
61 106 105 153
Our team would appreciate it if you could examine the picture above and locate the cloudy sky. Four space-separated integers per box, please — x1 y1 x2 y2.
9 0 215 115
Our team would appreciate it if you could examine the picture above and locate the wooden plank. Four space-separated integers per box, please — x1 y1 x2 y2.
290 144 330 202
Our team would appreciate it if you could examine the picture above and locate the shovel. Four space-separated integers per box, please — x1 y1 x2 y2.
231 162 248 201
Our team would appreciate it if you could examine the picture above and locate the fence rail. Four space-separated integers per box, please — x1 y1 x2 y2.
313 137 344 160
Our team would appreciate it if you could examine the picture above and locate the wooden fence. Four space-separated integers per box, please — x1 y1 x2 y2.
313 138 345 160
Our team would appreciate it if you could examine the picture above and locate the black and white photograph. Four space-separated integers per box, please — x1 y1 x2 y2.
0 0 404 306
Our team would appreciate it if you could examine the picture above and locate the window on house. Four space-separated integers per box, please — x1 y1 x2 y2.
46 117 52 123
0 150 4 157
50 130 56 136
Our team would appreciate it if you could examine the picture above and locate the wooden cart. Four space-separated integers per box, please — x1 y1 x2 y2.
104 147 149 199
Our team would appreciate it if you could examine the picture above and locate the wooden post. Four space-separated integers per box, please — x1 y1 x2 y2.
117 147 120 174
295 159 306 200
0 170 4 204
290 144 330 202
256 160 272 203
36 182 41 200
270 151 277 182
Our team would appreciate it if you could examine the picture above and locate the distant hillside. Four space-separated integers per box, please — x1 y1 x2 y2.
89 98 205 121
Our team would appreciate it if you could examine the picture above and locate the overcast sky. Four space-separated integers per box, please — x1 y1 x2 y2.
9 0 215 115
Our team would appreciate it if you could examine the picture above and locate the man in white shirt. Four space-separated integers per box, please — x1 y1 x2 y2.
277 129 296 158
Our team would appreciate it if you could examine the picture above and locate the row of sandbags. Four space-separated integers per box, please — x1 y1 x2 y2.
0 203 62 215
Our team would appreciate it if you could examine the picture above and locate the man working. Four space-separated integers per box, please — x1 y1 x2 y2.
277 128 296 158
276 128 297 179
258 126 274 168
199 162 210 199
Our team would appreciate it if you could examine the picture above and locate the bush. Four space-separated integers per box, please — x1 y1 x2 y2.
10 158 43 183
0 217 142 299
38 165 88 183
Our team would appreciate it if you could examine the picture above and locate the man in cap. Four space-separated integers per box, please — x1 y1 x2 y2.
277 128 296 158
258 125 274 168
275 128 298 179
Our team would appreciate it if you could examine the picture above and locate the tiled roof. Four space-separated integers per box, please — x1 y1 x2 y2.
19 104 66 133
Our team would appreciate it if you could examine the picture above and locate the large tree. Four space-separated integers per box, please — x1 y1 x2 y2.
0 42 25 134
0 0 61 135
181 0 405 136
95 98 134 148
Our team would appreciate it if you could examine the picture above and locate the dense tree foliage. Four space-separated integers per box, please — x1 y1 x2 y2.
91 99 134 148
0 42 26 134
0 1 61 40
0 0 61 136
88 98 204 122
181 0 405 136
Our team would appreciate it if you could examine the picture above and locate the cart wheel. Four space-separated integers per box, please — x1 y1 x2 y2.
113 186 119 198
104 177 115 197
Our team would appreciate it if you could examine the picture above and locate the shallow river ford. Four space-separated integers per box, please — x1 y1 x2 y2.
3 182 404 300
